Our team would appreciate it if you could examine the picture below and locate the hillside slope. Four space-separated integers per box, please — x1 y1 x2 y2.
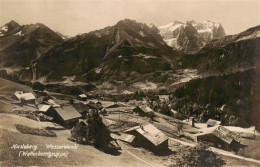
180 25 260 74
0 21 64 67
23 19 177 82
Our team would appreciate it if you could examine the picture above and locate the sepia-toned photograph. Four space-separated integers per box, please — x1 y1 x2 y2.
0 0 259 166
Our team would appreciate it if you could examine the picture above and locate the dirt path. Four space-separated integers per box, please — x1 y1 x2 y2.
117 141 165 167
209 147 260 165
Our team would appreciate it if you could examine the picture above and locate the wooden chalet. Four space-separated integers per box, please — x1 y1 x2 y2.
124 123 169 152
196 126 242 152
47 105 82 128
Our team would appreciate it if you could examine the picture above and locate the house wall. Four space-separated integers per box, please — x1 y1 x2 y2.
197 133 230 150
77 96 87 101
230 141 241 153
65 118 81 129
45 109 69 128
46 108 57 117
22 99 35 104
207 124 214 128
157 140 169 151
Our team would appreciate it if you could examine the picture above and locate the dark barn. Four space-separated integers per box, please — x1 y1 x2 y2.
124 123 169 153
47 105 82 128
197 126 241 152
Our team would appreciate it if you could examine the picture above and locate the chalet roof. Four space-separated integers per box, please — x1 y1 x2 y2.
78 119 88 126
14 91 35 101
54 105 81 121
171 109 178 114
101 116 116 126
138 106 153 113
46 99 61 108
124 125 140 133
124 124 168 146
118 133 135 143
38 104 52 112
21 93 36 101
37 96 46 104
158 95 169 100
79 94 87 98
206 119 221 127
212 126 241 144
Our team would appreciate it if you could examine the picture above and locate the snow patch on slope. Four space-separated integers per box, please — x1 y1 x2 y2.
133 81 158 90
159 23 183 33
171 69 201 86
95 67 102 73
1 26 8 32
95 33 102 38
0 26 9 36
14 31 24 36
236 30 260 42
133 53 157 59
164 38 179 48
122 90 134 94
139 31 145 37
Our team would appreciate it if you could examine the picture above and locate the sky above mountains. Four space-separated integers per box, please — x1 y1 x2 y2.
0 0 259 37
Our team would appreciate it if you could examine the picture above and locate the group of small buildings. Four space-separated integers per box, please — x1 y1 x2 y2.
14 91 82 128
76 94 245 153
14 91 36 104
13 91 246 153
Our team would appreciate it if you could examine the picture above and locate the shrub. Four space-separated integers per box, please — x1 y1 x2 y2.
16 124 56 137
172 143 225 167
32 82 45 91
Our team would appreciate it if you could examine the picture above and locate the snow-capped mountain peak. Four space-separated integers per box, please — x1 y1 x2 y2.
0 20 21 37
159 20 226 53
158 20 183 30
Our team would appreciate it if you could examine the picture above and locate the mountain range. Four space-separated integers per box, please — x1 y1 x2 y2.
0 19 259 84
19 19 177 82
159 20 226 53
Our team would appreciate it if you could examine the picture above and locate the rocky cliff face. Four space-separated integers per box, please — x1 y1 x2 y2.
159 20 226 53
